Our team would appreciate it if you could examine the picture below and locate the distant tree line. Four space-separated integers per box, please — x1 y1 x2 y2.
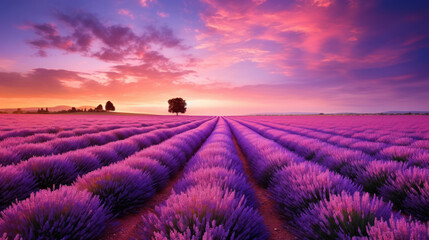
10 101 116 114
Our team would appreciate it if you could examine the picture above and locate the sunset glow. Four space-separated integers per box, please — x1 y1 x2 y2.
0 0 428 114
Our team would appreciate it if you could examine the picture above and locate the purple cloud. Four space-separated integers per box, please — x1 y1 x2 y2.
27 11 186 63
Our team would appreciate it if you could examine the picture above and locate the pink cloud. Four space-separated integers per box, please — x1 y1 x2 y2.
118 9 134 19
140 0 155 7
157 11 169 18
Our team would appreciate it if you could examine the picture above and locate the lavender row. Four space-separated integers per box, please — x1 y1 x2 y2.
0 115 205 142
234 119 429 222
245 115 429 142
240 119 429 170
0 122 145 148
226 119 428 239
0 119 197 166
0 116 202 148
240 118 429 163
0 118 210 211
0 118 218 239
0 115 143 141
138 118 269 239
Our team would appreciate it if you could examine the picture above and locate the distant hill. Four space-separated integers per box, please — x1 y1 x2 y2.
383 111 429 114
250 111 429 116
0 105 95 113
252 112 320 115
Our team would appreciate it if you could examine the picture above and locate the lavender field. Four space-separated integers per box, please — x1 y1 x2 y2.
0 114 428 239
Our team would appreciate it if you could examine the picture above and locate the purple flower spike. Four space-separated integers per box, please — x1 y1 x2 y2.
367 216 429 240
380 167 429 221
74 164 155 216
138 185 268 240
269 162 361 219
296 192 395 239
0 166 37 211
0 186 110 240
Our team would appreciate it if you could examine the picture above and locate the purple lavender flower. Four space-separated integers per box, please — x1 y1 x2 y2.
0 166 37 211
137 148 181 176
269 162 361 219
122 157 170 190
296 192 395 239
11 143 54 161
378 146 418 162
138 185 268 240
0 149 20 166
367 216 429 240
88 146 122 166
0 186 110 240
110 139 140 158
408 151 429 168
74 164 155 216
355 160 405 194
21 155 78 189
380 167 429 220
63 150 102 175
174 167 258 207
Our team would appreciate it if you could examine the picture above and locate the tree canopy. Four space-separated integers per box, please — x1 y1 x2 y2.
105 101 115 111
168 98 187 116
95 104 103 111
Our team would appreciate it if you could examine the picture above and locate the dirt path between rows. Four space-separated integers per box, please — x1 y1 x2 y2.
232 137 296 240
100 168 183 240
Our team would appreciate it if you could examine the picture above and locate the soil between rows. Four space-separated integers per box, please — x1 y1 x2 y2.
232 137 296 240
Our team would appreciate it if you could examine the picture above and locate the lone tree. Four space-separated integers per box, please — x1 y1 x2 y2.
95 104 103 112
168 97 187 116
105 101 115 112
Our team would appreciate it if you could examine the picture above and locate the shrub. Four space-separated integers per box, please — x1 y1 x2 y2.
0 186 110 240
63 151 102 175
85 133 113 145
137 186 269 240
138 149 180 176
378 146 417 162
174 167 258 207
355 160 405 194
269 162 361 219
13 143 54 160
130 135 153 148
319 148 370 173
122 157 170 190
380 167 429 220
408 152 429 168
367 216 429 240
296 192 395 239
88 146 122 166
50 137 91 154
339 159 370 181
0 166 37 211
74 164 155 216
349 141 386 155
411 140 429 150
110 140 140 158
22 156 78 189
254 150 297 188
185 155 243 173
0 149 20 166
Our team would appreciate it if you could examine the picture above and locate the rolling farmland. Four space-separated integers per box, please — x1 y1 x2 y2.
0 114 428 239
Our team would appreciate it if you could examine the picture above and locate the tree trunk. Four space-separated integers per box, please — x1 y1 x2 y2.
176 113 178 116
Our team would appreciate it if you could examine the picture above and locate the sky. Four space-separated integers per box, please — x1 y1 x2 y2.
0 0 428 115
